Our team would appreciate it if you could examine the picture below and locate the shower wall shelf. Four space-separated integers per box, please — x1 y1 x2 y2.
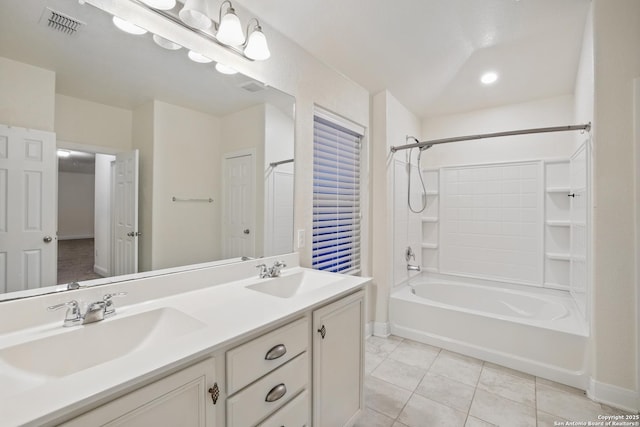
420 169 440 272
544 160 571 290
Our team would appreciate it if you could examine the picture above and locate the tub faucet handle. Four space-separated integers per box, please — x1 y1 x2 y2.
405 246 415 262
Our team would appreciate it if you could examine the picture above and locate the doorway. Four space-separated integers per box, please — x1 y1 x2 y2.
57 149 115 283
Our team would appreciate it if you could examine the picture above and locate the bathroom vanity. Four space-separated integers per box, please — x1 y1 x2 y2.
0 253 368 427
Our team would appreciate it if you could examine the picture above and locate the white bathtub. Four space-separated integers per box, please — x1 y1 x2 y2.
389 275 589 389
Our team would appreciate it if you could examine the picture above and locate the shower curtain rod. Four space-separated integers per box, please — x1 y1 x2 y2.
390 122 591 153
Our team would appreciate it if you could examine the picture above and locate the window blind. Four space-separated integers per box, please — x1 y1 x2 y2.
312 115 361 274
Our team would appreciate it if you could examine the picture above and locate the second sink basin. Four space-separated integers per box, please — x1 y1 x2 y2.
0 307 206 379
245 270 344 298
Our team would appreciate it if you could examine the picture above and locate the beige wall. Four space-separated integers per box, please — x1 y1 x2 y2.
421 95 577 167
150 101 221 269
55 94 132 150
58 171 95 239
371 91 422 331
0 57 55 131
591 0 640 395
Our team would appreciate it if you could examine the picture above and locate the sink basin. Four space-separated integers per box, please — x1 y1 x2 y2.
0 307 206 378
246 270 343 298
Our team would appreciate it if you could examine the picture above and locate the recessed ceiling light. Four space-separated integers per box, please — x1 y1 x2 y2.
480 71 498 85
112 16 147 35
187 51 213 63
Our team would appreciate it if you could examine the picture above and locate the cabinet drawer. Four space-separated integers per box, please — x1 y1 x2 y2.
226 317 308 394
258 390 309 427
227 352 308 427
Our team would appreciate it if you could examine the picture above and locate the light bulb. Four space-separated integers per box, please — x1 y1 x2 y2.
139 0 176 10
188 51 213 63
216 7 245 46
244 27 270 60
112 16 147 35
215 63 238 75
480 71 498 85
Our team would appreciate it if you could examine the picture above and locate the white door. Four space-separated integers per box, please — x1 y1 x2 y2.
223 152 255 258
113 150 139 276
0 125 57 293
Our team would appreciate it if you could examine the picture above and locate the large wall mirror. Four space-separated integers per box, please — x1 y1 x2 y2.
0 0 295 300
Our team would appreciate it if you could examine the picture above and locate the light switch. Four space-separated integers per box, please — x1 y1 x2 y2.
297 229 305 248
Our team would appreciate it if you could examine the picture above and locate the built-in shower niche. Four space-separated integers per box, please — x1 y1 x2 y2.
421 169 439 272
544 160 571 289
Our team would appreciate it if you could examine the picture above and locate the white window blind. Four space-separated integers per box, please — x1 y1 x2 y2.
312 115 362 274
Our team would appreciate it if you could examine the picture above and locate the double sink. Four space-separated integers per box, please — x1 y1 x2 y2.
0 268 343 393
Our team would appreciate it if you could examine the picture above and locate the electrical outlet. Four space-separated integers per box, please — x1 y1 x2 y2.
297 229 305 248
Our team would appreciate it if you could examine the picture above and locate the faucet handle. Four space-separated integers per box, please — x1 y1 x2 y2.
103 292 127 317
273 260 287 268
48 300 81 327
256 263 268 278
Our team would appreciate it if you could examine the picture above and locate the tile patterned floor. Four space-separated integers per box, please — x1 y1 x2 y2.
356 335 633 427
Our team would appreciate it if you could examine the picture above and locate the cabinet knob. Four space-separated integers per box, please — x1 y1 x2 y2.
317 324 326 339
208 383 219 405
265 383 287 402
265 344 287 360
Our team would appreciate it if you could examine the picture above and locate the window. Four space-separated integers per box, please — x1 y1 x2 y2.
312 112 362 274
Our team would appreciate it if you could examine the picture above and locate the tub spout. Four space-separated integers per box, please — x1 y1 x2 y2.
407 264 421 272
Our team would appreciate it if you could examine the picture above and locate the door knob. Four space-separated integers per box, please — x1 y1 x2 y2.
43 236 53 243
243 229 250 234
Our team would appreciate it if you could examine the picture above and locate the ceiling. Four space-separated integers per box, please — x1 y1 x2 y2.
237 0 591 118
0 0 293 117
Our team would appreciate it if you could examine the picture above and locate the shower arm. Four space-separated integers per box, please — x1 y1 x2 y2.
391 123 591 153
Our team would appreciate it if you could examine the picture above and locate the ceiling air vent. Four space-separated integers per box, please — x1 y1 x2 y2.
39 7 85 36
238 80 266 93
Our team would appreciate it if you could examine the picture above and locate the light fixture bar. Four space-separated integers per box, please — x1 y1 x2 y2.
130 0 255 61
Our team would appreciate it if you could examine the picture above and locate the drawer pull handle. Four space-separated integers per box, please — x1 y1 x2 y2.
265 383 287 402
265 344 287 360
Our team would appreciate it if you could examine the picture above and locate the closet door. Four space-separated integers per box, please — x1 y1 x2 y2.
0 125 57 292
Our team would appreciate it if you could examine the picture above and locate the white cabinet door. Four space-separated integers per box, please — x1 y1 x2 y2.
313 290 365 427
61 357 218 427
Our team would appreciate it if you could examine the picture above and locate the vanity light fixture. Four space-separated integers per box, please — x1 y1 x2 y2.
179 0 212 30
153 34 182 50
480 71 499 85
215 1 245 46
243 18 270 60
188 50 213 63
112 16 148 35
138 0 176 10
215 62 238 74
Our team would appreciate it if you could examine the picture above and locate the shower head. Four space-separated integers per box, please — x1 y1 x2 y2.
419 143 433 152
406 135 420 144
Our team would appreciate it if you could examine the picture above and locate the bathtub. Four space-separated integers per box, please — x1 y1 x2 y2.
389 274 589 389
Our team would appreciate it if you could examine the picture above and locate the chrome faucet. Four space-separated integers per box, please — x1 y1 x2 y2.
256 260 287 278
48 292 127 327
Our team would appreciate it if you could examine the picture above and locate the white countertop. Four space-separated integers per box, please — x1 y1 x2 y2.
0 258 370 427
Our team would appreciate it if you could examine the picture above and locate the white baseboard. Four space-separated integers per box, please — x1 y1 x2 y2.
365 321 373 338
93 265 109 277
372 322 390 337
587 377 639 413
58 234 94 241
